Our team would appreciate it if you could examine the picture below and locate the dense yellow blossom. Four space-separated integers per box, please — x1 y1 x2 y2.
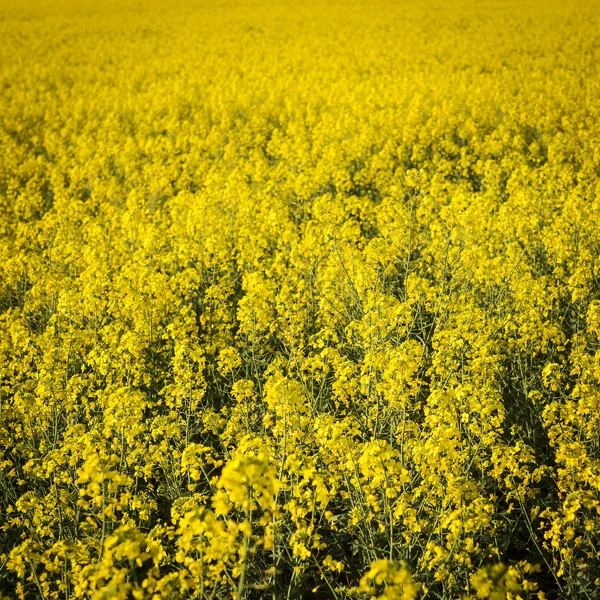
1 0 600 598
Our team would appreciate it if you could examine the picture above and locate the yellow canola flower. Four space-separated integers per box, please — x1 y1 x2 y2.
360 559 420 600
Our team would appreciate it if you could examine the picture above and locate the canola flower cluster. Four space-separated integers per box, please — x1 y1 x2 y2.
1 0 600 598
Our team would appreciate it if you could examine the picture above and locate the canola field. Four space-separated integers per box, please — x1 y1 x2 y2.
1 0 600 598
